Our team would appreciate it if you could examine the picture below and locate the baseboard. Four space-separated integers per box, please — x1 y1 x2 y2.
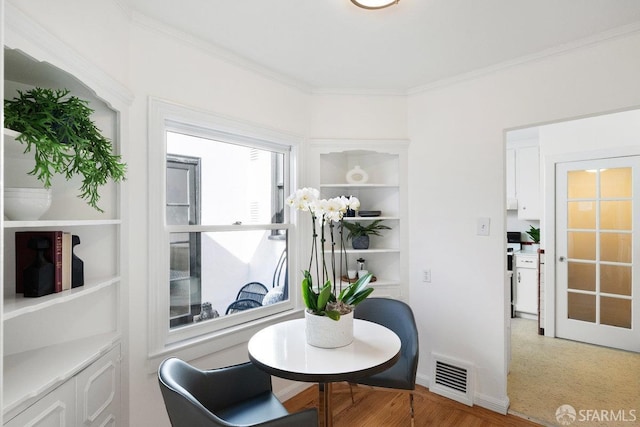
474 392 510 415
416 371 509 415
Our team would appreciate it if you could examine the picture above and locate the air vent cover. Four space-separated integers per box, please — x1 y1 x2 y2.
430 353 474 406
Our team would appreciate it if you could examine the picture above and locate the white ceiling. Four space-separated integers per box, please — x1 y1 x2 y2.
122 0 640 92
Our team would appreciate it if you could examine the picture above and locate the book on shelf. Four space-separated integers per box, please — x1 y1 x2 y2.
62 232 72 291
15 231 63 295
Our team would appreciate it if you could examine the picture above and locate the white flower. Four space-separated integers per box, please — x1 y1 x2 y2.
286 187 319 212
347 196 360 211
324 197 346 222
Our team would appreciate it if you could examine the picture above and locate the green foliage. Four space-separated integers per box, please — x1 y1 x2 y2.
526 225 540 243
302 270 374 320
342 219 391 240
4 88 126 212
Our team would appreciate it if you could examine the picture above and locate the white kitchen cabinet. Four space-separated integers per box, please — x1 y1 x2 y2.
307 140 409 300
514 253 538 317
3 19 129 424
506 148 517 210
506 139 540 219
516 145 541 220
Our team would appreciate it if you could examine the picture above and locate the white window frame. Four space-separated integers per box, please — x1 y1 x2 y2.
148 98 301 357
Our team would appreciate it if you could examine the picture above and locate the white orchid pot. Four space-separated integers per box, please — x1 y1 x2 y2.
305 310 354 348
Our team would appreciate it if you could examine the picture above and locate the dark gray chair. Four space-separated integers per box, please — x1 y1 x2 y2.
158 357 318 427
349 298 419 426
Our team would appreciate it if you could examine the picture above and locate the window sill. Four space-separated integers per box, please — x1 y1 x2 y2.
146 308 304 373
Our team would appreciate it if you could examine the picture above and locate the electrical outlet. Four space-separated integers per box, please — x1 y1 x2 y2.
423 269 431 283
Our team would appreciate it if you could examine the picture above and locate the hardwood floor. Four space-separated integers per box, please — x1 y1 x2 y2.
284 383 541 427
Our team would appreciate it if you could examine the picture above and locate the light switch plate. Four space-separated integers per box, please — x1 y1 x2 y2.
477 217 490 236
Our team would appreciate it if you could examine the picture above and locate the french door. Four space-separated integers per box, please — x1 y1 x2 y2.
556 156 640 352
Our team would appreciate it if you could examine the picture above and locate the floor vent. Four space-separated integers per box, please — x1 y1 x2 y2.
430 353 474 406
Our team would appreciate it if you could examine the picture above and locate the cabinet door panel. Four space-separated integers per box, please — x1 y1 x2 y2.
515 268 538 315
516 145 540 220
76 346 120 426
4 380 75 427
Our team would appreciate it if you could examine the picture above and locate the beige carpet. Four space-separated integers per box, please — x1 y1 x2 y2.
508 318 640 427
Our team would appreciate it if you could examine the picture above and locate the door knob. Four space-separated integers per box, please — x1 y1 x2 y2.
559 256 566 262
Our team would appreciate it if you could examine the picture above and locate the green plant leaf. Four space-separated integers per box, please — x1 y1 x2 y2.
347 287 374 306
316 281 332 311
339 272 373 305
324 310 341 321
302 271 317 311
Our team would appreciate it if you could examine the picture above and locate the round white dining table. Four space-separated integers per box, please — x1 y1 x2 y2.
248 318 401 427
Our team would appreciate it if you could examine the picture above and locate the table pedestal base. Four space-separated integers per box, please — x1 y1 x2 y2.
318 382 333 427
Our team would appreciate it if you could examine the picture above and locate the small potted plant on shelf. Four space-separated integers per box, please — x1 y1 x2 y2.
286 188 373 348
525 225 540 252
342 220 391 250
4 87 127 212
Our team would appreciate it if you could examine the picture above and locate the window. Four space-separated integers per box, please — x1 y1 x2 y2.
149 100 298 353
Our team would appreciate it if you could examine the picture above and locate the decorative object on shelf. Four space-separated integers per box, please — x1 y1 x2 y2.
345 165 369 184
4 187 52 220
23 237 56 297
4 88 127 212
351 0 399 10
358 210 381 217
342 194 358 217
343 220 391 250
71 235 84 288
357 257 366 270
286 188 373 348
15 231 63 294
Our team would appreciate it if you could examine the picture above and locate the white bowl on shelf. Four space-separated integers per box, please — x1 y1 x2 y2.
4 187 52 220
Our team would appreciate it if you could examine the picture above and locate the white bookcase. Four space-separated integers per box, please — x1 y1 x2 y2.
2 45 126 425
307 140 409 300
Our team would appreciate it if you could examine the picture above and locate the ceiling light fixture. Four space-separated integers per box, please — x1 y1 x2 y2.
351 0 399 10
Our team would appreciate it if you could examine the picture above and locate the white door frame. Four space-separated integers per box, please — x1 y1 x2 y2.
543 146 640 337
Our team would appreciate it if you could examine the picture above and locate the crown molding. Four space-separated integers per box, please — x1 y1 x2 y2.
408 21 640 96
131 12 313 95
4 2 134 108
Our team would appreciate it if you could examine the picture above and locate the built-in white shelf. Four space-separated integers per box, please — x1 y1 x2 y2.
3 277 120 320
342 216 399 221
324 248 400 254
320 183 399 189
3 219 121 228
3 332 120 418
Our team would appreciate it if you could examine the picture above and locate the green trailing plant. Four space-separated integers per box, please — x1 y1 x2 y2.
526 226 540 243
4 87 126 212
342 219 391 240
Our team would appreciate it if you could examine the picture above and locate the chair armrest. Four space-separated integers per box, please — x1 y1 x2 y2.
199 362 272 409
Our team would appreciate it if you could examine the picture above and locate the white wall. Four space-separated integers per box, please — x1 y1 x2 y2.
407 31 640 411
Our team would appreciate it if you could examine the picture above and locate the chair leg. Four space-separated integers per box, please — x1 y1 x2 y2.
348 383 355 404
409 392 415 427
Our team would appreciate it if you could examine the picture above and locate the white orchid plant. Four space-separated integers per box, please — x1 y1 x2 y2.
286 188 373 320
